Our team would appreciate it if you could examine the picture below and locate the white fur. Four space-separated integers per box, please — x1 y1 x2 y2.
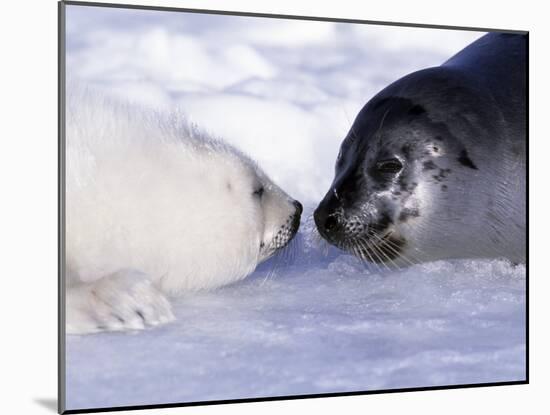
65 87 298 334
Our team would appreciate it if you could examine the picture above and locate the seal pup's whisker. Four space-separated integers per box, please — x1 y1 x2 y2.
290 235 301 264
261 254 279 286
282 241 292 266
283 237 298 266
260 243 281 285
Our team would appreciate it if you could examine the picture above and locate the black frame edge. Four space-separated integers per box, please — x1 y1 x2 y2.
63 381 528 414
525 31 530 385
58 1 67 414
62 0 528 34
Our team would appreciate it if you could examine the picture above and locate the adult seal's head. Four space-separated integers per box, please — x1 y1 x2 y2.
314 33 526 266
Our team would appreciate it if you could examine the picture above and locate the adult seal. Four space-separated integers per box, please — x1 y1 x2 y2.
314 33 526 267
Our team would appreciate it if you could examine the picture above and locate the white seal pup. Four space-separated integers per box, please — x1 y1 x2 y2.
65 89 302 334
314 33 526 266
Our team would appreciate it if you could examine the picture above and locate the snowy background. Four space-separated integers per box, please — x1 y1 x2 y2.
64 4 526 411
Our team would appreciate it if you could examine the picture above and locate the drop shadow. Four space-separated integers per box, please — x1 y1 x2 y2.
34 398 57 412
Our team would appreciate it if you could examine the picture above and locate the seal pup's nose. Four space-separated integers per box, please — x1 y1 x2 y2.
293 200 303 215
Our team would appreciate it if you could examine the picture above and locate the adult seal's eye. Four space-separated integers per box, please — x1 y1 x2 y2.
376 158 403 174
253 186 265 198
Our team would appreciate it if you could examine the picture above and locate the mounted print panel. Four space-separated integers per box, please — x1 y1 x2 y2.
59 1 527 413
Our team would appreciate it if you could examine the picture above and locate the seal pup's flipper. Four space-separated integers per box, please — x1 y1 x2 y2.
66 269 175 334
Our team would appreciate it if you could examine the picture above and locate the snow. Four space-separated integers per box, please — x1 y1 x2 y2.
64 4 525 411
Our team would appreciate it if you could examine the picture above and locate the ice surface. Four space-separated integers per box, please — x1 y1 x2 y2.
64 5 525 411
66 219 525 409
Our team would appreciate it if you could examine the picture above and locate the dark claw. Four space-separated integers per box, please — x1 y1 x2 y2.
135 310 146 322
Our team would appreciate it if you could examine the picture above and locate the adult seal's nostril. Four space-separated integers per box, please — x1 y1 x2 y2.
324 216 338 233
293 200 303 215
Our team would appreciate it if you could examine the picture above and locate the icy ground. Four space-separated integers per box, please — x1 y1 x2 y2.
66 217 526 410
64 5 525 411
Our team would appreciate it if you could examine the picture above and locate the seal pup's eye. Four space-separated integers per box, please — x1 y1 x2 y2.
376 158 403 174
253 186 265 198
